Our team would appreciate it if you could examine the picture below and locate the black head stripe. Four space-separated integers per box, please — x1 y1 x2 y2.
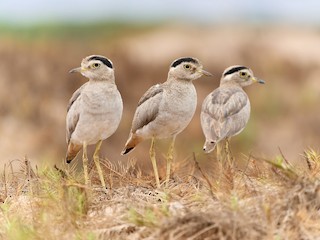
171 57 198 68
223 66 247 76
88 56 113 69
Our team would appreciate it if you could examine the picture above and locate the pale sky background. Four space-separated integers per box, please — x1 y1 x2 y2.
0 0 319 25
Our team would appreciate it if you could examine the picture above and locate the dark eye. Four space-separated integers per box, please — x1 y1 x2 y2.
239 71 247 78
91 63 100 69
184 64 191 69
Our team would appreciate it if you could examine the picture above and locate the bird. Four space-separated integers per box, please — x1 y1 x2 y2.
121 57 212 188
200 65 265 161
66 55 123 188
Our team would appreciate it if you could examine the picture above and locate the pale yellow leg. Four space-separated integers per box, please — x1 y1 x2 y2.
216 142 222 162
93 140 106 189
165 137 175 187
150 137 160 188
225 138 233 167
224 140 228 162
216 142 223 186
82 141 89 185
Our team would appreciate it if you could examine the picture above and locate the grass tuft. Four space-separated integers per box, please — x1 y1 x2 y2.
0 150 320 239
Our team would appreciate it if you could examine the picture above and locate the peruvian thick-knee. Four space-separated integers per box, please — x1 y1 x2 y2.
122 57 212 187
201 65 265 154
65 55 123 186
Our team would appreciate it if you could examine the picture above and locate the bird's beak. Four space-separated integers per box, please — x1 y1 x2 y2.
69 67 86 74
252 77 265 84
199 69 213 77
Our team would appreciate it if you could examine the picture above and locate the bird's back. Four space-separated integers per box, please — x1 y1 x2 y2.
201 85 250 143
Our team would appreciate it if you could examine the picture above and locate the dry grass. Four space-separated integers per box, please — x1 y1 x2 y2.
0 149 320 240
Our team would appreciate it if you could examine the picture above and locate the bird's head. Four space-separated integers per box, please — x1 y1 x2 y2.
69 55 115 82
168 57 212 81
221 65 265 87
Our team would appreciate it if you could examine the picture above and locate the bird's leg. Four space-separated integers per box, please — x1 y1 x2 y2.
216 142 224 188
216 142 222 162
225 138 233 167
93 140 106 189
82 141 89 185
224 140 228 160
165 136 176 187
150 137 160 188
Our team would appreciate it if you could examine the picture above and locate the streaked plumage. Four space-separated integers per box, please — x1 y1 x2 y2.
66 55 123 188
201 65 264 154
122 57 212 188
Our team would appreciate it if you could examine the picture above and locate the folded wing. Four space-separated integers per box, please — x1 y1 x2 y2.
201 87 249 142
66 83 87 143
131 84 164 133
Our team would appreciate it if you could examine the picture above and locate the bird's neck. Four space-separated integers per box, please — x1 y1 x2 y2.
220 81 242 89
167 75 192 85
89 76 115 84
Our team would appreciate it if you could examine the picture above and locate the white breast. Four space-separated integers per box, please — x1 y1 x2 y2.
154 81 197 138
71 82 123 145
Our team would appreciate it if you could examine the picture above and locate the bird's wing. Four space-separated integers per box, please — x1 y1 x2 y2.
204 87 248 121
67 82 87 112
131 84 164 133
66 83 87 143
201 87 248 140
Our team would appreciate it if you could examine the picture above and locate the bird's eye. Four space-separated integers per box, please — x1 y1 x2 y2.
184 64 191 69
91 63 101 69
239 71 248 78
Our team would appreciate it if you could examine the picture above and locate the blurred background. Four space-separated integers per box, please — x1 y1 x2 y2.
0 0 320 171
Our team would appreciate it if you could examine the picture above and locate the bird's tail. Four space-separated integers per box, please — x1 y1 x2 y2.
121 133 142 155
203 140 217 154
66 143 82 163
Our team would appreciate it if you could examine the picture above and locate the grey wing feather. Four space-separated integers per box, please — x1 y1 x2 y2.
67 82 87 112
66 83 87 143
131 84 163 133
201 87 248 140
205 88 248 120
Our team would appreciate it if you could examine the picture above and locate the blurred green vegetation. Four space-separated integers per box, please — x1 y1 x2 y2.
0 24 319 167
0 21 157 40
